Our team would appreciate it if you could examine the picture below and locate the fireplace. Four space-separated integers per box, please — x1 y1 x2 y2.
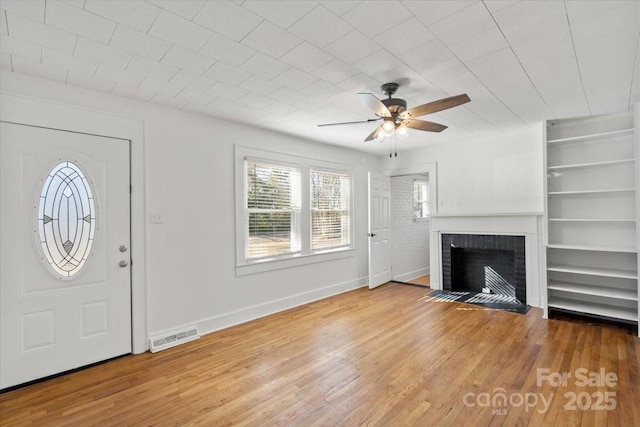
442 234 526 304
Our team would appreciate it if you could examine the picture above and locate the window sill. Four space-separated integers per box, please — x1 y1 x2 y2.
236 247 355 277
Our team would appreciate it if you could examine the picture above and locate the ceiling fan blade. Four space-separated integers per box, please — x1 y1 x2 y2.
400 94 470 119
364 125 383 141
317 118 381 127
358 93 392 118
402 119 448 133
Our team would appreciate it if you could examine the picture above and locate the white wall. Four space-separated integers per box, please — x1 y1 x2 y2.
1 71 380 340
382 128 545 215
390 175 430 282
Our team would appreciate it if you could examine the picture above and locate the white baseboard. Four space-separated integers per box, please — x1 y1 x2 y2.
149 276 368 343
527 297 541 308
393 267 430 283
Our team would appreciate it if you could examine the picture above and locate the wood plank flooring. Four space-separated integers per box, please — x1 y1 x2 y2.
1 283 639 426
405 274 430 287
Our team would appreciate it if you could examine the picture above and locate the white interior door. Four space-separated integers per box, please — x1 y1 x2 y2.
0 122 132 389
368 172 392 289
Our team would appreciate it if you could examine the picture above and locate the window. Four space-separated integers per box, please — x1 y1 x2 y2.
414 179 429 219
245 160 301 260
311 169 351 251
236 146 353 272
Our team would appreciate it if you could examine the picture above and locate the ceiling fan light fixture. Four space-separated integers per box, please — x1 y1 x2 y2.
316 83 470 143
382 120 395 133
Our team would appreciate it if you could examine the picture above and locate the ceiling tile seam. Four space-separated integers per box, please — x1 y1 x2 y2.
483 1 559 121
71 31 79 55
123 55 140 80
238 21 306 61
144 6 163 36
563 0 592 117
48 2 120 37
3 10 8 36
275 3 322 31
406 0 479 28
567 0 635 26
628 29 640 110
237 16 267 43
106 21 117 46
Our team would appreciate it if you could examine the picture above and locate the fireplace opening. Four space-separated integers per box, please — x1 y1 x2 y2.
451 248 515 297
442 234 526 304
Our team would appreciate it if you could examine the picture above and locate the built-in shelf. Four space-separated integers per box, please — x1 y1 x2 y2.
548 281 638 301
547 264 638 280
548 297 638 322
545 111 638 333
548 158 634 171
548 188 635 196
547 128 634 144
548 218 636 222
547 244 637 253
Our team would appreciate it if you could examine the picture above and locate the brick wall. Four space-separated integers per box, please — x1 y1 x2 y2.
390 175 430 282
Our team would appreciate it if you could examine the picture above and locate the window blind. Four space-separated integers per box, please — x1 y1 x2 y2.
310 169 351 251
245 160 301 259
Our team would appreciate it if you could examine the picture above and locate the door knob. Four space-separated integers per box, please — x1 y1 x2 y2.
119 260 129 267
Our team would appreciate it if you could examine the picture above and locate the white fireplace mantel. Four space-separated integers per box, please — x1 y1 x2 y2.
429 213 544 308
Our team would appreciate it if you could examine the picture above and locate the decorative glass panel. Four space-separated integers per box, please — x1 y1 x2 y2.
37 161 96 278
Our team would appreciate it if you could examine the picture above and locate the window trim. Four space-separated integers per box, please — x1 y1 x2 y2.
235 145 354 276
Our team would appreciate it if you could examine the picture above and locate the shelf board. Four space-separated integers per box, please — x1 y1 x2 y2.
548 158 635 171
547 128 634 144
548 281 638 301
548 188 636 196
547 264 638 280
548 218 636 223
547 244 637 253
548 297 638 322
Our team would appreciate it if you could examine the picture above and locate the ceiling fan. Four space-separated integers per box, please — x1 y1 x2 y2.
318 82 470 142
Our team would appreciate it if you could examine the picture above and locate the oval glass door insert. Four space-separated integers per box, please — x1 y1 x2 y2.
37 161 96 278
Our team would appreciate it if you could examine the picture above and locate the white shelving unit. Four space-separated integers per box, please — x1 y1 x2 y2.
543 108 639 334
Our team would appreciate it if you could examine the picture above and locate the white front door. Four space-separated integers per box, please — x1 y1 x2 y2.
368 172 392 289
0 122 132 389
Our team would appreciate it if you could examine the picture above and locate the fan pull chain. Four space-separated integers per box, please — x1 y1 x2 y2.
394 133 398 157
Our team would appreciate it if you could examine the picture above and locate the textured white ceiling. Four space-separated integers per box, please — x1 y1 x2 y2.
1 0 638 154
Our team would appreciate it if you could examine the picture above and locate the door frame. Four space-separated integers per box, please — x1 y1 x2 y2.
382 162 440 290
0 91 148 354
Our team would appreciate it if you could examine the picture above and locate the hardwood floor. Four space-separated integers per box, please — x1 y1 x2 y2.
1 283 639 426
405 274 430 287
